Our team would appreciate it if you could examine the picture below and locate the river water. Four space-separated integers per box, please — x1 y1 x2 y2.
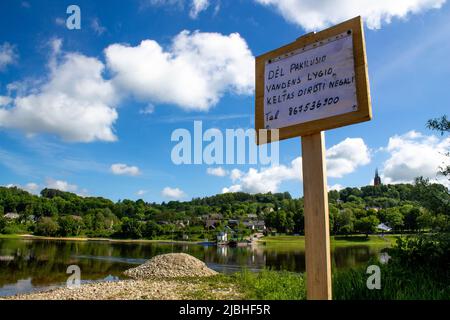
0 238 388 297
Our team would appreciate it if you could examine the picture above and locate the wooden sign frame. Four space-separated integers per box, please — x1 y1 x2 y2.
255 16 371 144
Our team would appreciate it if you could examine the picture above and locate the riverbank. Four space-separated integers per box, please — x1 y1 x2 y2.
2 269 306 300
2 277 244 300
0 234 399 247
258 235 398 248
0 234 201 245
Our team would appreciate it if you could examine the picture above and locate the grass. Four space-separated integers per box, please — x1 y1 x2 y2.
190 269 306 300
191 264 450 300
333 263 450 300
259 234 398 249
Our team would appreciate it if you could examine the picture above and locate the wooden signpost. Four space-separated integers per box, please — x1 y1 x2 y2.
255 16 372 300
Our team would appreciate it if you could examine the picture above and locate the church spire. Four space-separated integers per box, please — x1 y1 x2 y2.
374 168 381 186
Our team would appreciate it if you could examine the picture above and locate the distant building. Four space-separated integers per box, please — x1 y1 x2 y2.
217 232 228 243
4 213 20 220
374 169 382 186
377 223 392 232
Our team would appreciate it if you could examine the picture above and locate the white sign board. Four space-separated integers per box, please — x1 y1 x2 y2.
263 32 357 130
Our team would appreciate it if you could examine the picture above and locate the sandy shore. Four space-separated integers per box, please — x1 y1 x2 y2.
2 278 243 300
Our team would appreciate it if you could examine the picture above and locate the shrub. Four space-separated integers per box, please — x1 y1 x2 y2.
35 217 59 236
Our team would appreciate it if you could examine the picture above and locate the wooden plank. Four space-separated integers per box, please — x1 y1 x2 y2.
301 132 332 300
255 16 372 145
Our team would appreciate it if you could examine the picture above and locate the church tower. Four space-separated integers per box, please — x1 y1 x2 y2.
374 169 381 186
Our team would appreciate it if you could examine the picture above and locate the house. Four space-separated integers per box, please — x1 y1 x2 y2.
217 232 228 243
4 213 20 220
377 223 392 232
243 220 266 232
247 214 258 219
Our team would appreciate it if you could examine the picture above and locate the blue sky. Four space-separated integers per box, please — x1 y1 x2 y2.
0 0 449 202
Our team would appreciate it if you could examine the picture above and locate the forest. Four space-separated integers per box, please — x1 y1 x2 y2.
0 177 449 240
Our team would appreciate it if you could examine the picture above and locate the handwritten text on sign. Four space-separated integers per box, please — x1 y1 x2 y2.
263 32 357 130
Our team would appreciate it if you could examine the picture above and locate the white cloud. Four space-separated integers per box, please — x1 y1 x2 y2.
141 0 209 18
46 179 78 192
381 131 450 187
136 190 147 196
254 0 446 31
105 30 254 111
0 42 18 71
111 163 141 176
0 40 119 142
223 137 370 194
4 182 40 194
223 157 303 194
190 0 210 18
25 182 39 192
222 185 242 193
207 167 228 177
161 187 186 199
328 184 344 192
139 104 155 115
0 96 12 106
327 138 371 178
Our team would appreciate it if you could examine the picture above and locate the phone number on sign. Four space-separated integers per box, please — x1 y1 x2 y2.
288 96 340 116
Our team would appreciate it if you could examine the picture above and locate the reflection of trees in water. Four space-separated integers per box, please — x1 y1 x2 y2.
331 246 380 271
0 239 385 291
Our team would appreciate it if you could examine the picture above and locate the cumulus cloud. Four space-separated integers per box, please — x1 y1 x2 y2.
327 138 371 178
328 184 344 192
381 131 450 187
105 30 254 111
46 179 78 192
0 40 119 142
161 187 186 199
223 157 303 194
110 163 141 176
5 182 40 194
0 42 18 71
223 137 370 194
254 0 446 31
0 96 12 106
207 167 228 177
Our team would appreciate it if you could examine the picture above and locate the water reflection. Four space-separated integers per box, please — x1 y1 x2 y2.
0 239 387 297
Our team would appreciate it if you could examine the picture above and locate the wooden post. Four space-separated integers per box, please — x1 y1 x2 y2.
301 131 332 300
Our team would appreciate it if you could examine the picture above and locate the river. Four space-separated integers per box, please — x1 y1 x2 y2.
0 238 388 297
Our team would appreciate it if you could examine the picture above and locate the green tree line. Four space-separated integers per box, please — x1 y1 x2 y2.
0 178 448 240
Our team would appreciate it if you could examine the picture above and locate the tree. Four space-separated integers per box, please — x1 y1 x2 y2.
119 217 144 239
334 208 355 234
58 216 84 236
35 217 59 237
143 221 162 239
427 115 450 179
384 207 404 232
0 216 6 233
354 215 379 237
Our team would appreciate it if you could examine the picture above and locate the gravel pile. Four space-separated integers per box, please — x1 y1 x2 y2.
123 253 218 279
3 279 242 300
